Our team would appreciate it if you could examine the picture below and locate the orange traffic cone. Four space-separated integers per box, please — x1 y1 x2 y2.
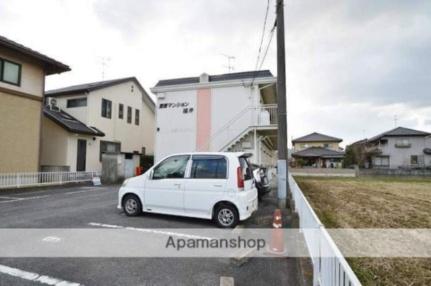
268 209 286 255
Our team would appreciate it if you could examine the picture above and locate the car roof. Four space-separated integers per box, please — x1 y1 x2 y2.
165 152 247 158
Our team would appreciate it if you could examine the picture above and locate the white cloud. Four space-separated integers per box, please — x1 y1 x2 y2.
0 0 430 145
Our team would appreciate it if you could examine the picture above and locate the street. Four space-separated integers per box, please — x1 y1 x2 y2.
0 184 300 286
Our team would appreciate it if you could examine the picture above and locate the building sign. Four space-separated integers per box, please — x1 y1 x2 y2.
159 102 194 114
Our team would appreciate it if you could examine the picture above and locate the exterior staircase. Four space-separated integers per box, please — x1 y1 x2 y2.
197 104 278 153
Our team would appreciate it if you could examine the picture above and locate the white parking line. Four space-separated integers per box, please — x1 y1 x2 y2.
0 196 20 200
0 185 102 197
0 188 107 204
88 222 213 240
0 195 50 204
0 264 82 286
64 189 106 195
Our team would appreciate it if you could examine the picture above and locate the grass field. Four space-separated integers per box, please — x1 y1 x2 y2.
295 176 431 286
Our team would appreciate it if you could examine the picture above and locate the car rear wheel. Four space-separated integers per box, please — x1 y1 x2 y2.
122 194 142 216
214 204 239 228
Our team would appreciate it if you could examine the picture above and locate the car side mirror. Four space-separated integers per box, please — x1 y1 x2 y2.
149 170 154 180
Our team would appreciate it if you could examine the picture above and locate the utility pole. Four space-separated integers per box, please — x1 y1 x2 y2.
276 0 289 208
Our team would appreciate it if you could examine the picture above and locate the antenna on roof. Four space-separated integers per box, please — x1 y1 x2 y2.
98 57 111 80
394 115 398 127
221 54 235 72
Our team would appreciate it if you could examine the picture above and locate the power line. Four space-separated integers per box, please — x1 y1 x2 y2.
256 21 276 72
250 19 277 87
253 0 271 72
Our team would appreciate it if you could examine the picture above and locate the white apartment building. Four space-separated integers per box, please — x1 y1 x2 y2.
41 77 155 173
151 70 278 166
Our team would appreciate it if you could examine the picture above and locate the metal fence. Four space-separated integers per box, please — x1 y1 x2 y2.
0 172 99 189
289 175 362 286
254 104 278 126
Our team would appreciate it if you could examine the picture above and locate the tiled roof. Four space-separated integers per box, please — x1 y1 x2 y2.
292 132 342 143
0 35 70 75
43 107 105 136
292 147 345 158
154 70 274 87
368 127 431 143
46 77 136 96
45 77 155 112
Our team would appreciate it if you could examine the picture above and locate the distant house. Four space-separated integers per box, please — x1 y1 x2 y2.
41 77 155 173
291 132 344 168
0 35 70 173
365 127 431 169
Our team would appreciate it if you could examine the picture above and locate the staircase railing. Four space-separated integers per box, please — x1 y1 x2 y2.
197 104 278 152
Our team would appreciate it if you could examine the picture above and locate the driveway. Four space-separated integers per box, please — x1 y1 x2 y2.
0 184 300 286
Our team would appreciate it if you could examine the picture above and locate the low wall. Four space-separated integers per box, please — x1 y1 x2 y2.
359 168 431 176
290 168 356 177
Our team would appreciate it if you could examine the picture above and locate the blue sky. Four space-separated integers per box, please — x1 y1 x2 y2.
1 0 430 146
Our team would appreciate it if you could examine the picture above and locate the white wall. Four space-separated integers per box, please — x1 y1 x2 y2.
66 135 99 172
378 136 431 168
210 85 259 151
54 94 88 122
155 89 197 161
52 80 155 172
141 97 156 155
155 84 262 161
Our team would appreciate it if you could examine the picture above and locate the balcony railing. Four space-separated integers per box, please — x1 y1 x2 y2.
197 104 278 151
364 145 382 154
253 104 278 126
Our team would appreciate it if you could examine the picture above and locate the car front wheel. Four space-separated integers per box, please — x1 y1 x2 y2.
214 204 239 228
122 194 142 216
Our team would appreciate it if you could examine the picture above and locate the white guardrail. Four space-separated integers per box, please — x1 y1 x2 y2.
0 172 99 189
289 175 362 286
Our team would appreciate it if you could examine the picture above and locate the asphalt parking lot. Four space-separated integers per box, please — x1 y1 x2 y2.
0 183 300 286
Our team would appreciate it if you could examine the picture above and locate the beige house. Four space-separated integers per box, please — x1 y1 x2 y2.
291 132 344 168
0 35 70 173
41 77 155 173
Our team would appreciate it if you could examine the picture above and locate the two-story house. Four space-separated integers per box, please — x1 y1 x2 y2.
0 35 70 173
365 127 431 169
41 77 155 173
291 132 345 168
150 70 278 166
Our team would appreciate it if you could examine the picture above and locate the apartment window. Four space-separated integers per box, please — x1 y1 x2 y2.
67 98 87 108
0 58 21 86
101 99 112 118
135 109 140 125
118 104 124 119
127 106 132 123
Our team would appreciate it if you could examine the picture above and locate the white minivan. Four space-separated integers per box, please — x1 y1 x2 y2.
118 152 258 228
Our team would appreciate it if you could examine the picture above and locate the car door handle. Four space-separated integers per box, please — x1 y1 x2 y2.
213 184 223 187
173 183 181 188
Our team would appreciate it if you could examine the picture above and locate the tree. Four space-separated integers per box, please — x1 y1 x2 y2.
343 145 357 168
